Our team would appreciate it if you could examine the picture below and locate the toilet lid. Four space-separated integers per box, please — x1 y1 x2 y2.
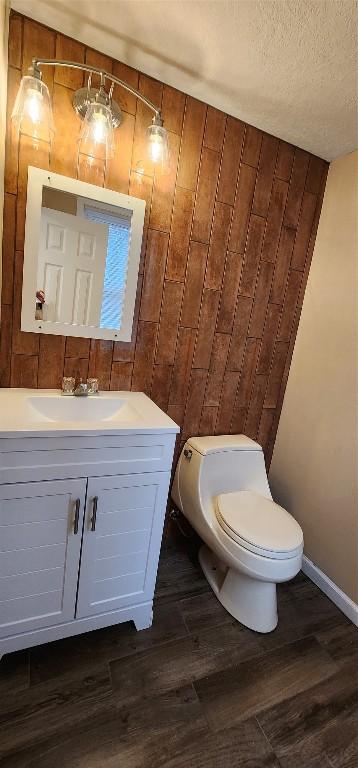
216 490 303 559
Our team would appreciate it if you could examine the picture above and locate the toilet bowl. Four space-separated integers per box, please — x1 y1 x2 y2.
171 434 303 633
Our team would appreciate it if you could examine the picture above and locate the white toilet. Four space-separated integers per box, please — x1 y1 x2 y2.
172 434 303 633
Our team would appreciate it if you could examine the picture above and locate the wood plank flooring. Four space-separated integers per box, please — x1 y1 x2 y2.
0 531 357 767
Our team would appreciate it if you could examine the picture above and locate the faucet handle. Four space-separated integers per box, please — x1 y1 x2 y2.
74 379 89 397
87 378 99 395
61 376 75 395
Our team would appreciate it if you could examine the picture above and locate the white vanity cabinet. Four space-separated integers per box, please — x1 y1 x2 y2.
76 472 171 619
0 391 179 658
0 479 86 635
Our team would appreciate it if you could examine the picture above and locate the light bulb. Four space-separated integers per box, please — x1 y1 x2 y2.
78 101 114 162
91 111 107 143
24 88 43 124
149 133 163 163
11 75 54 144
146 123 169 169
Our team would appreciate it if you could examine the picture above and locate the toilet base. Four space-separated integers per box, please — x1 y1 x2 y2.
198 544 278 633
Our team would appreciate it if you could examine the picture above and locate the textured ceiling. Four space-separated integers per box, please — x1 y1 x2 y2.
11 0 358 160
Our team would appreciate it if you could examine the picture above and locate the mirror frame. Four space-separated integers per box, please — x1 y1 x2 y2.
21 166 145 341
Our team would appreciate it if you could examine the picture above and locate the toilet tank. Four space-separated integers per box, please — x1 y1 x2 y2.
172 435 272 519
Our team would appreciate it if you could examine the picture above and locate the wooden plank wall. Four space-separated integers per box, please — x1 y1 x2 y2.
0 13 328 465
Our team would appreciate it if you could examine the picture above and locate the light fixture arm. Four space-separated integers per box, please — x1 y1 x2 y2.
31 58 163 125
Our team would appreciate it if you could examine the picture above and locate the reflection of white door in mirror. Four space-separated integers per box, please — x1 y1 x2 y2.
39 208 108 326
21 167 146 342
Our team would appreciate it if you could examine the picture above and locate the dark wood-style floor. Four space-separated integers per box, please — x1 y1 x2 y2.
0 530 357 767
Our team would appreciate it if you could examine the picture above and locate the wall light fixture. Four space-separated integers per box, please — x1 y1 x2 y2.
12 58 169 170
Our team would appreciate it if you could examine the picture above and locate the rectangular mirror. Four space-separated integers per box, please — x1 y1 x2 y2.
21 167 145 341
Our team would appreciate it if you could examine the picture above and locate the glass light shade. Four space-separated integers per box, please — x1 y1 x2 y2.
77 153 106 187
146 123 169 169
78 101 115 162
11 75 54 144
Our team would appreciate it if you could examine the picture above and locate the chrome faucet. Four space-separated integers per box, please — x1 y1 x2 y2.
61 377 99 396
74 379 89 397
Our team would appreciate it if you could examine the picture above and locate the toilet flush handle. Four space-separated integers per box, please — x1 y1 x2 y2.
184 448 193 461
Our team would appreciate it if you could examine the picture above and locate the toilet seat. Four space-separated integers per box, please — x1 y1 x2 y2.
216 490 303 560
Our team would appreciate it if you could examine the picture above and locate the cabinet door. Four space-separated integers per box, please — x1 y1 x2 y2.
0 479 86 638
76 472 170 618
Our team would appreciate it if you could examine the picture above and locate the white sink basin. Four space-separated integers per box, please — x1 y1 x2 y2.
26 395 138 423
0 389 180 437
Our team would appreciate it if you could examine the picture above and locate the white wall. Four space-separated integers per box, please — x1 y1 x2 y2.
0 0 9 322
270 150 358 604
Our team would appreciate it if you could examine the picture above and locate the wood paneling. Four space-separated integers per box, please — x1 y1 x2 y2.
140 230 169 322
256 303 281 375
5 66 21 195
252 134 279 217
284 148 310 228
166 187 195 281
229 163 257 253
227 295 253 372
291 191 317 270
150 363 172 411
216 370 240 433
0 304 12 386
1 193 16 305
169 326 196 407
217 116 245 205
110 360 133 391
160 84 185 135
235 338 260 408
180 242 208 328
54 35 85 89
8 12 22 69
239 215 266 297
205 333 231 407
278 269 303 342
270 226 296 305
275 141 294 181
1 13 328 468
38 335 65 388
203 106 226 153
264 342 289 408
261 178 289 262
191 148 220 243
176 97 207 190
248 260 275 339
155 280 184 366
22 18 55 90
112 61 139 116
192 289 220 369
182 368 207 439
131 320 157 394
216 251 244 334
242 125 262 167
88 339 113 390
205 202 232 290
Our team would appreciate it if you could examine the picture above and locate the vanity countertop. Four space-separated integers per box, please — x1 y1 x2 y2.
0 389 180 439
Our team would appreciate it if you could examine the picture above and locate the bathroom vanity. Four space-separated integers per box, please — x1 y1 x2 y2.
0 390 179 658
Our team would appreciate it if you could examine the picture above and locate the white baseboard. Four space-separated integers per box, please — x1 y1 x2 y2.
302 555 358 627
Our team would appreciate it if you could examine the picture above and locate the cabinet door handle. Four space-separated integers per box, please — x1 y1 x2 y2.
91 496 98 532
73 498 81 534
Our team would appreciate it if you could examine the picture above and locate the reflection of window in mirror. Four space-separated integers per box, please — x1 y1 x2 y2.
22 167 145 342
80 201 131 330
